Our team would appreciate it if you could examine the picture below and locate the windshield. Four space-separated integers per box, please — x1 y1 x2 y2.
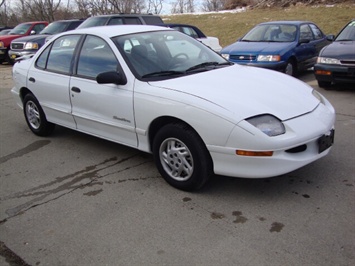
335 20 355 41
40 21 68 35
9 24 31 35
242 24 297 42
112 30 230 80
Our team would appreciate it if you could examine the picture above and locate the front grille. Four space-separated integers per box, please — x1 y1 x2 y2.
286 144 307 153
10 43 24 50
340 59 355 66
229 55 256 61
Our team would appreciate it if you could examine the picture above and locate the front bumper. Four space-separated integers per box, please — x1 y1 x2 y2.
314 63 355 84
208 96 335 178
8 50 36 61
0 48 7 60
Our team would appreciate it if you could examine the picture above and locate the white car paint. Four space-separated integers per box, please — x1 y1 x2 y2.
198 36 222 53
11 25 335 188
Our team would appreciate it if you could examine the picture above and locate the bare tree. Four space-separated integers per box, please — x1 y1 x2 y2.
13 0 62 21
201 0 223 11
171 0 195 13
147 0 164 14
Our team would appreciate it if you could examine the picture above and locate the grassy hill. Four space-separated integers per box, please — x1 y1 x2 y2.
162 4 355 47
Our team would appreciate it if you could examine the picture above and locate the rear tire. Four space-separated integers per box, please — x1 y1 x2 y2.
153 123 213 191
23 93 55 136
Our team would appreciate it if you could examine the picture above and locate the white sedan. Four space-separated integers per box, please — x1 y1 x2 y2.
12 25 335 191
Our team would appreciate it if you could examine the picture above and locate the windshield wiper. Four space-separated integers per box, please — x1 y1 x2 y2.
186 62 231 73
142 71 185 78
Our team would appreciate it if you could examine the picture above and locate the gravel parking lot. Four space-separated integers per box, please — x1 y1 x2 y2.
0 63 354 266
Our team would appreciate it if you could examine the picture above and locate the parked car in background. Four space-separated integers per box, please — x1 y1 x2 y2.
163 23 222 53
76 14 164 29
0 29 12 35
11 25 335 191
9 19 84 64
0 21 48 64
314 19 355 88
221 21 332 76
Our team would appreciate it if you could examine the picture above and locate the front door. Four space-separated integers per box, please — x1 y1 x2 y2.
69 35 137 147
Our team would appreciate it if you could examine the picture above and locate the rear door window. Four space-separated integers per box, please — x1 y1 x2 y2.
46 35 81 74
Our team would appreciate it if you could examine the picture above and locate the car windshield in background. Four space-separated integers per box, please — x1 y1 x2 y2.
112 30 229 79
40 22 69 35
242 24 297 42
79 17 108 28
9 24 31 35
336 20 355 41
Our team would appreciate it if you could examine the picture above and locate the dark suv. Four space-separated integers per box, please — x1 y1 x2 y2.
77 14 164 29
9 19 84 63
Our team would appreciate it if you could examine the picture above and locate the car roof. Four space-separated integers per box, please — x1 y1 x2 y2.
259 21 313 25
86 14 160 18
56 24 171 38
51 19 84 22
20 21 48 24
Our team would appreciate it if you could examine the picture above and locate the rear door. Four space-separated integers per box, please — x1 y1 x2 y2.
27 34 80 128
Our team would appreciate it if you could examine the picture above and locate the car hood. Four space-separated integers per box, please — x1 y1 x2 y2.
149 65 318 123
0 34 23 42
222 41 294 55
320 41 355 59
11 34 48 43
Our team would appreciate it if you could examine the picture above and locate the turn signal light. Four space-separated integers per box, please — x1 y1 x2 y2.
236 150 273 156
315 70 331 76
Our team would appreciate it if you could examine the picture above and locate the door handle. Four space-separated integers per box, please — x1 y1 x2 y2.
29 77 35 83
71 87 81 93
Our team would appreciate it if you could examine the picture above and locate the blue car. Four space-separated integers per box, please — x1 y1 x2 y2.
221 21 332 76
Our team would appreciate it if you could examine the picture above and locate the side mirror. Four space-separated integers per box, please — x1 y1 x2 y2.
299 39 310 44
30 30 36 35
96 71 127 85
326 34 335 41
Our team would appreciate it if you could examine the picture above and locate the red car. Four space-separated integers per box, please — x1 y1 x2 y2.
0 21 48 64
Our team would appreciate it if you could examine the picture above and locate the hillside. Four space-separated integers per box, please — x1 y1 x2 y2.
163 3 355 47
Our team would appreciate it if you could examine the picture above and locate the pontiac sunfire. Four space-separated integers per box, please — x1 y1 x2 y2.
11 25 335 191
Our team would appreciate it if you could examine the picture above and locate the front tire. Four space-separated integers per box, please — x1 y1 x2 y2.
317 80 332 89
153 123 213 191
23 93 55 136
284 59 297 77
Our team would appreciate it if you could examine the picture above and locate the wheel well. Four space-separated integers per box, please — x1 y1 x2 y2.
288 56 297 65
19 87 32 103
148 116 199 151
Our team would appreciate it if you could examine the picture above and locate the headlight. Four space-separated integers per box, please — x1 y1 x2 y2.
312 89 325 104
246 115 285 137
24 42 39 50
0 41 4 48
257 55 281 62
317 57 340 65
221 53 229 60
